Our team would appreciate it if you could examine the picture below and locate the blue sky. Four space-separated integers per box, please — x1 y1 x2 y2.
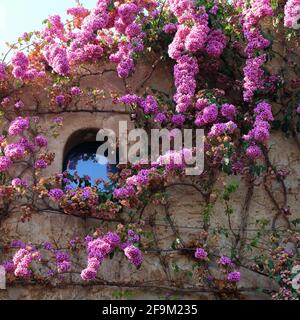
0 0 95 55
67 157 110 187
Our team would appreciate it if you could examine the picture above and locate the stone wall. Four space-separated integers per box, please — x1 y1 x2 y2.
0 56 299 300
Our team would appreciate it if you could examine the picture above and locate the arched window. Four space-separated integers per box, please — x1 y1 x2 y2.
63 129 117 189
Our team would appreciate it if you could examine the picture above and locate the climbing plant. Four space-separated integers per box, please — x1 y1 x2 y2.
0 0 300 300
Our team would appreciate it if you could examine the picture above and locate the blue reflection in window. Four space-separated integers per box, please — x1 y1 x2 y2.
63 142 117 189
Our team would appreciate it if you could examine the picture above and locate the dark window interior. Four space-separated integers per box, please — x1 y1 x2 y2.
63 130 118 189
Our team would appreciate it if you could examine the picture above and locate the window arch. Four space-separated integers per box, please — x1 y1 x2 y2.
63 129 118 188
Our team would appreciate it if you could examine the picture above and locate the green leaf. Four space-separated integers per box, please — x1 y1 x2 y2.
268 259 274 270
172 263 180 273
223 180 240 200
109 251 115 260
291 218 300 227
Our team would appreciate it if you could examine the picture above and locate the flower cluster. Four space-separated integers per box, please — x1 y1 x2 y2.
219 255 233 266
258 237 300 300
43 242 71 275
195 104 218 127
67 6 90 18
43 15 65 42
208 121 237 138
221 104 237 120
113 148 195 208
81 232 121 280
2 260 15 273
119 94 164 121
246 145 262 159
141 95 159 114
156 148 193 171
12 178 28 188
168 0 199 24
185 23 209 53
163 23 177 33
35 135 48 147
4 144 26 160
0 156 12 172
173 55 199 113
206 29 227 58
124 245 143 267
0 63 6 80
239 0 273 101
195 248 208 261
172 114 186 126
243 55 267 102
218 256 241 283
243 100 273 159
14 100 25 110
0 0 298 300
44 44 70 76
8 117 30 136
13 246 41 278
44 184 119 219
35 159 48 169
168 25 190 60
109 1 158 78
11 52 45 81
113 185 136 199
70 86 82 96
228 271 241 282
126 169 155 186
284 0 300 28
60 187 98 210
48 188 65 201
55 251 71 274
